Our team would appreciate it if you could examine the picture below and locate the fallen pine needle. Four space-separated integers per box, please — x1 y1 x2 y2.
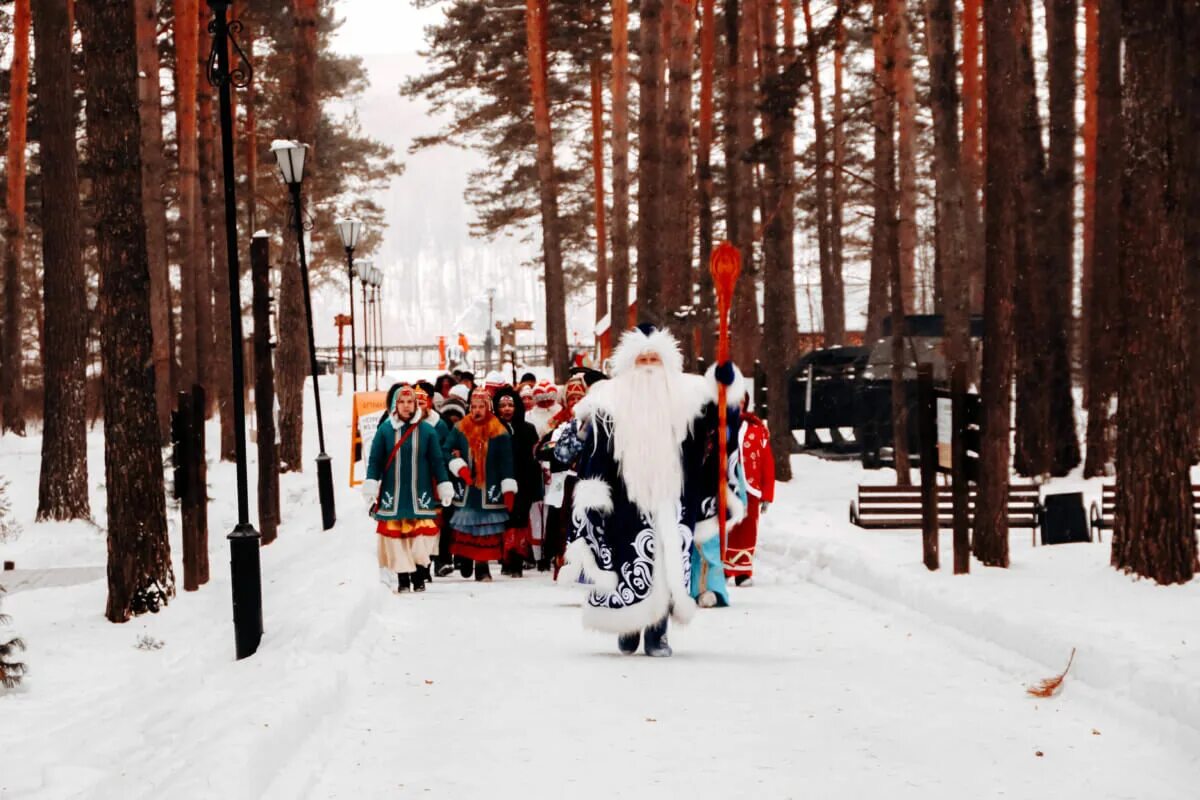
1027 648 1076 698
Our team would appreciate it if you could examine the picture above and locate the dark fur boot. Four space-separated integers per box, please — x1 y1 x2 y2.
643 616 672 657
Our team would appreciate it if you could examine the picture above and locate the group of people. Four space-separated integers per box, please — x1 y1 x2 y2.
360 324 775 657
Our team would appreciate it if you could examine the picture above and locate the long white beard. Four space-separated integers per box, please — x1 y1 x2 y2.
610 365 687 514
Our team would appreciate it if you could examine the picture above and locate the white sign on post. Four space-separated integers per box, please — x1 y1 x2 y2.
936 397 953 470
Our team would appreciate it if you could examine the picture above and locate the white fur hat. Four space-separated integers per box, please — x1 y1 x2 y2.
610 324 684 377
448 383 471 403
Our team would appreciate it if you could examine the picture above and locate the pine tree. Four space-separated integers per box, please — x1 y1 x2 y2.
78 0 176 621
1 0 30 436
33 0 91 522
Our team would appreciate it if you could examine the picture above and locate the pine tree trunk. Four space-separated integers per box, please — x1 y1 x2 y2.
277 0 318 471
33 0 90 521
197 14 217 420
760 0 798 482
923 0 971 371
831 11 847 338
728 0 760 368
1184 0 1200 449
609 0 632 339
174 0 200 395
890 0 918 313
663 0 695 326
637 0 667 325
525 0 569 380
134 0 173 440
960 0 985 312
696 0 717 362
1 0 30 436
801 0 841 345
1112 0 1197 584
974 0 1020 569
867 0 894 344
78 0 176 622
1080 0 1098 406
1083 0 1120 477
590 58 609 325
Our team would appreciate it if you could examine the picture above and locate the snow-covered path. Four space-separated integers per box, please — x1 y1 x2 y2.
269 559 1198 799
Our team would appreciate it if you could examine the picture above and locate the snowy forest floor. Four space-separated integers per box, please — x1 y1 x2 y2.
2 376 1199 798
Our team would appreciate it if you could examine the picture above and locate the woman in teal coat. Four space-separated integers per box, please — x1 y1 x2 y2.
363 384 455 592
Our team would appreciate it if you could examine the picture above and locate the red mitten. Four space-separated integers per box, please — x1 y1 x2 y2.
504 492 515 512
458 467 471 483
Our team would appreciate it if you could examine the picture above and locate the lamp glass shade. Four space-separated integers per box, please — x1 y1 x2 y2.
270 140 308 185
336 217 364 250
373 267 383 288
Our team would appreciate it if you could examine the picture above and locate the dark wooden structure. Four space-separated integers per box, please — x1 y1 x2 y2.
1090 484 1200 542
849 482 1042 541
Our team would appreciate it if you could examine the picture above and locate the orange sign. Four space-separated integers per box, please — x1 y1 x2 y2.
349 391 388 486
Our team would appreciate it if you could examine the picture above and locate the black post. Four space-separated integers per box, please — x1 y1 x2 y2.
345 247 357 392
375 284 385 385
288 182 336 530
951 361 970 575
361 280 371 391
207 0 261 659
917 363 938 571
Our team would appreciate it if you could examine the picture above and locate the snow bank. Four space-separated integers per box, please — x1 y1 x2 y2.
761 455 1200 737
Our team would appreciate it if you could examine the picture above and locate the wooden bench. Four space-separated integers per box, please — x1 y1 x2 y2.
849 482 1042 538
1089 484 1200 542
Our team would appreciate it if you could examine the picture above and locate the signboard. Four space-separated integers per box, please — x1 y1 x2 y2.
936 396 952 471
349 391 387 486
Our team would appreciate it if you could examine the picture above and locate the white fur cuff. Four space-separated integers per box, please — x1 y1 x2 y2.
361 479 380 510
437 481 455 506
501 478 519 496
573 478 613 515
449 458 468 477
705 362 748 408
563 537 619 594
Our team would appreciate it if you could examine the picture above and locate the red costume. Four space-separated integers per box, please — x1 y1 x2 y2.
724 412 775 579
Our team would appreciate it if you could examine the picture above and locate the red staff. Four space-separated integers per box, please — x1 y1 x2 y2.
710 241 741 561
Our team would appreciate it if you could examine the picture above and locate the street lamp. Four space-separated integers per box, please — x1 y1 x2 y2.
335 217 364 392
206 0 262 660
484 288 496 373
271 138 336 531
372 267 385 386
355 258 373 388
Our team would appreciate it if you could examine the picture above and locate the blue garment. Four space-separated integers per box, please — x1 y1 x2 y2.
690 535 730 607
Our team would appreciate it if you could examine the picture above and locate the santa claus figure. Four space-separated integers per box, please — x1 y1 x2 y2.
526 381 561 438
562 324 742 657
723 397 775 585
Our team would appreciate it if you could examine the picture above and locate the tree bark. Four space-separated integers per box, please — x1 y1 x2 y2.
727 0 760 368
197 12 217 421
525 0 569 380
1041 0 1081 476
1112 0 1196 584
173 0 200 395
663 0 695 327
696 0 717 361
974 0 1020 569
637 0 667 326
590 58 609 325
922 0 970 371
33 0 90 521
243 7 258 235
1080 0 1098 405
831 10 847 338
1 0 31 436
78 0 175 622
609 0 632 339
135 0 173 440
866 0 894 344
277 0 318 471
760 0 798 482
801 0 841 345
960 0 985 312
889 0 918 313
1083 0 1120 477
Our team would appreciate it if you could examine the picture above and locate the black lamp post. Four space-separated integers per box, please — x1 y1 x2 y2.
336 218 364 391
206 0 262 660
270 138 336 531
372 267 385 387
355 258 373 390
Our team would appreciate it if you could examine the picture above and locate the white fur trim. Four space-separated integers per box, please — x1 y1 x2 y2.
572 478 613 515
561 537 619 593
448 458 468 477
361 479 380 510
697 591 719 608
610 327 685 377
705 362 748 408
501 478 519 496
579 502 697 634
436 481 455 506
694 491 747 544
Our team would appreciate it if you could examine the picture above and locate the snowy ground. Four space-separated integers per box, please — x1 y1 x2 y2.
1 375 1198 799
